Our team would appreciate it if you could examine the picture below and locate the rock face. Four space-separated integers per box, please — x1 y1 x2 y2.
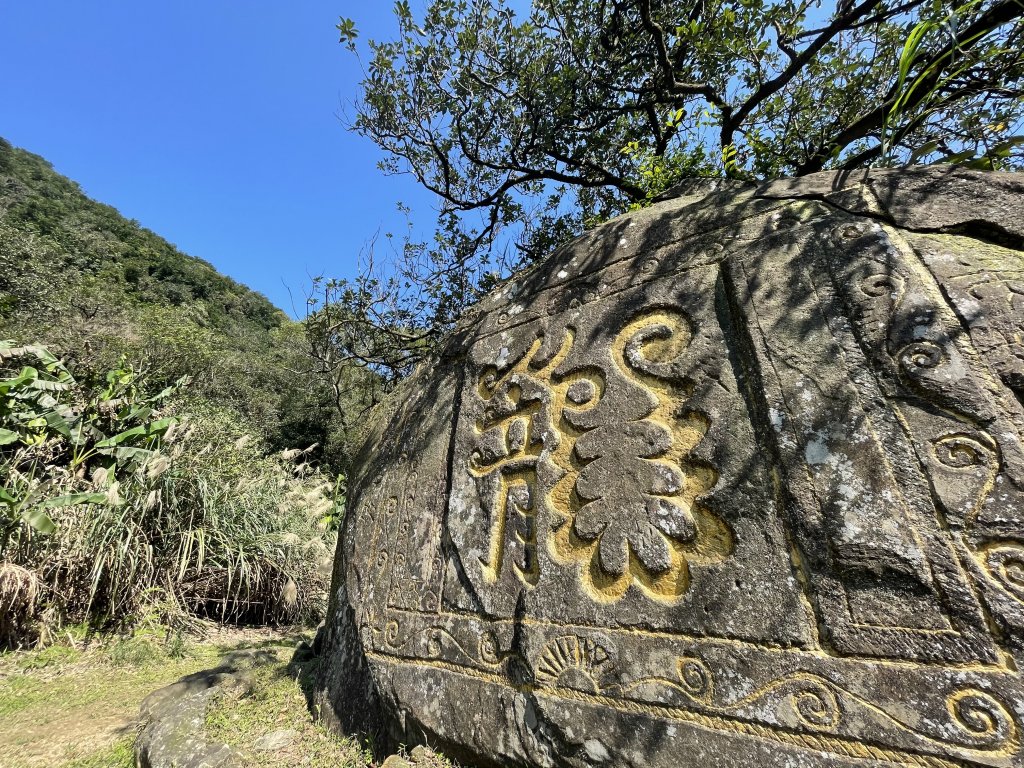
316 166 1024 768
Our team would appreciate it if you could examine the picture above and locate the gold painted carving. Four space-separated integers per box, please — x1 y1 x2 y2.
548 310 731 603
470 330 580 586
982 542 1024 603
367 643 1016 767
534 635 612 692
471 308 731 603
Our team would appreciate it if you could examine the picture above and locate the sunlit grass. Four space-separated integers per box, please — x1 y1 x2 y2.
0 632 258 767
205 646 375 768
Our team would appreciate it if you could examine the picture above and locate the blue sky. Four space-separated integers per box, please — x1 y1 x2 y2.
0 2 434 315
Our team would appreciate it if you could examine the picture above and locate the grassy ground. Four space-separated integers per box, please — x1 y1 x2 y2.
0 628 458 768
205 644 459 768
205 645 376 767
0 628 307 767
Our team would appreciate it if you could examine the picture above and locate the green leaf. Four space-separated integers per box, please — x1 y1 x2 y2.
940 148 979 163
0 486 17 505
28 377 72 392
93 418 173 449
991 135 1024 156
109 446 157 464
37 492 109 509
0 367 38 396
337 16 359 46
21 506 55 534
909 139 940 164
125 405 153 423
0 428 18 446
42 409 72 438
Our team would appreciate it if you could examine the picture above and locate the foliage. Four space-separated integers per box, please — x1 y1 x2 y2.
0 138 342 466
0 138 281 331
0 342 175 548
329 0 1024 361
0 346 338 647
303 227 441 386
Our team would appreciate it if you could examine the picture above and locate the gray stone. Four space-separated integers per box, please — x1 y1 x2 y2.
135 671 242 768
317 167 1024 768
409 744 433 761
254 728 299 751
136 651 272 768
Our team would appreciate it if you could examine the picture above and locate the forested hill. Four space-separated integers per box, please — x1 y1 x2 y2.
0 139 358 644
0 136 343 461
0 136 282 336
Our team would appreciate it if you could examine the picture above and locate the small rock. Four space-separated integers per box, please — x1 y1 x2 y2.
409 745 433 762
292 640 315 662
381 756 413 768
254 728 299 751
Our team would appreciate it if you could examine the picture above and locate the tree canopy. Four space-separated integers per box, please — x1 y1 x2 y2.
341 0 1022 283
353 0 1023 193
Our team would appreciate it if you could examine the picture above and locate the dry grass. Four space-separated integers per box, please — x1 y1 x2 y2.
0 563 39 645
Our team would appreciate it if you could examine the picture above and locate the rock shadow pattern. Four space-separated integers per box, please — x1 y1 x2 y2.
316 166 1024 768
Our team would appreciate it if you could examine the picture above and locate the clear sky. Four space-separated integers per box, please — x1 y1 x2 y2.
0 2 435 315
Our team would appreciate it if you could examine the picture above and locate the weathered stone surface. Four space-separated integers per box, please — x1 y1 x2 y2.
317 167 1024 768
254 728 299 751
136 662 248 768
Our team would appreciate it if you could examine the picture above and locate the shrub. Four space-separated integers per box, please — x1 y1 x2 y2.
0 342 338 647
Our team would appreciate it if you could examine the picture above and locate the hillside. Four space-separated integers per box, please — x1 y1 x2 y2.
0 139 362 648
0 136 282 336
0 137 340 457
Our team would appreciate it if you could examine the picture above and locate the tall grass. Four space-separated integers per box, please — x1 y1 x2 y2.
0 343 338 647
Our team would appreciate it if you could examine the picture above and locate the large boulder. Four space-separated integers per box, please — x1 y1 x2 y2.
316 166 1024 768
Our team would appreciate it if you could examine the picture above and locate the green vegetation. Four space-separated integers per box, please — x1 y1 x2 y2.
0 630 461 768
0 137 358 465
0 136 279 330
0 629 295 768
0 138 376 647
0 342 338 644
320 0 1024 378
206 645 377 768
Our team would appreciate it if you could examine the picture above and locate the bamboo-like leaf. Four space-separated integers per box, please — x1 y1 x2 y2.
991 135 1024 157
909 139 940 164
37 492 110 509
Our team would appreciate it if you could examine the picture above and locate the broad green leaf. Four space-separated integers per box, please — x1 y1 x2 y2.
109 445 157 464
42 410 72 438
28 377 72 392
0 428 18 445
21 506 55 534
0 367 38 395
125 405 153 423
94 418 174 448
